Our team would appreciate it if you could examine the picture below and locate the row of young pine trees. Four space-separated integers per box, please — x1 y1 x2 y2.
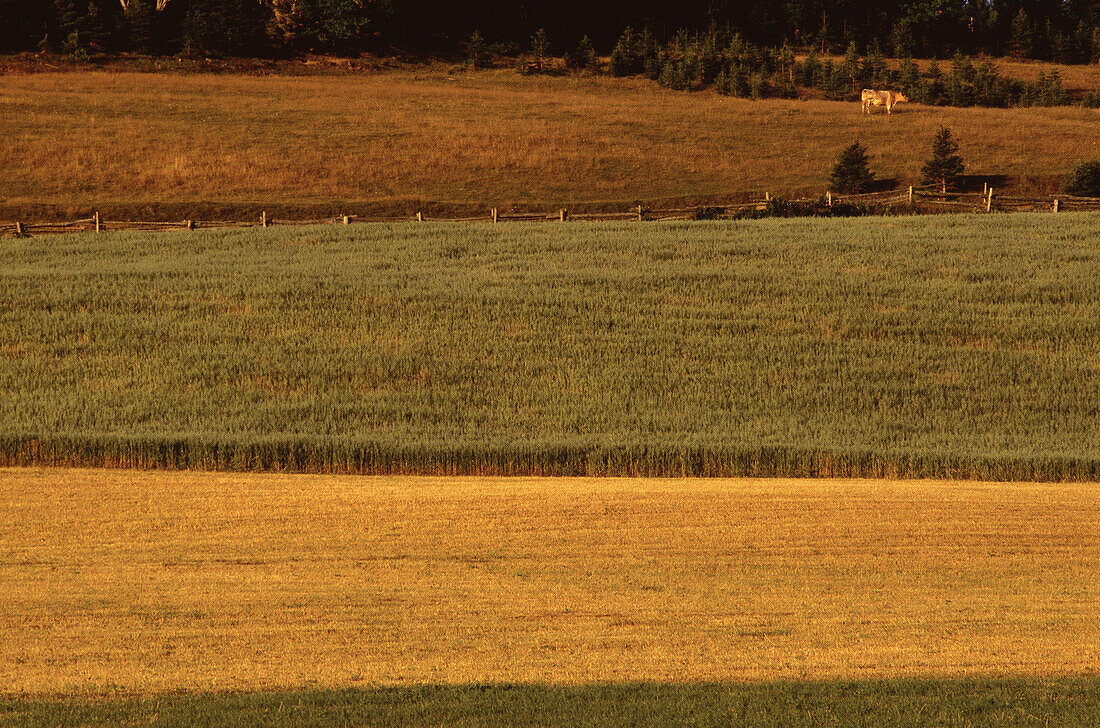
514 27 1093 109
829 127 966 195
828 126 1100 197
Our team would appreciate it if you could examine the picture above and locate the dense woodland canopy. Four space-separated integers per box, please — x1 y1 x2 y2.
1 0 1099 61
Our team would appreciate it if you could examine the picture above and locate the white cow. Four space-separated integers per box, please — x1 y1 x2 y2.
861 89 909 114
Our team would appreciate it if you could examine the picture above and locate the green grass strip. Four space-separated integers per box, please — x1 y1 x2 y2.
4 678 1099 727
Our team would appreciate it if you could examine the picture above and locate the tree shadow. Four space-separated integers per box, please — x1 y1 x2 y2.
867 177 899 192
961 174 1009 192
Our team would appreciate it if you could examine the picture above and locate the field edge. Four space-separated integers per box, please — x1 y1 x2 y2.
4 677 1100 728
3 435 1100 482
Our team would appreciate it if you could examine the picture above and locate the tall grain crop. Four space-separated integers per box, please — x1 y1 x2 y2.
0 214 1098 479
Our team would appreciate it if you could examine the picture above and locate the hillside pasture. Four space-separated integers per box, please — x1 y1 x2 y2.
1 69 1099 219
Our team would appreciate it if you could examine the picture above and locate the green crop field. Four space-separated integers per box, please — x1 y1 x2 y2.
5 679 1099 727
1 213 1099 479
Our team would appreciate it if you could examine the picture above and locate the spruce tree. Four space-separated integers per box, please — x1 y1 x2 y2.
609 26 638 76
465 29 486 69
565 35 598 72
83 1 110 53
896 56 921 95
125 0 158 55
183 0 270 56
841 41 860 89
1010 8 1034 60
778 42 795 82
920 126 965 192
1064 161 1100 197
828 141 875 193
863 42 889 87
55 0 85 54
529 28 551 74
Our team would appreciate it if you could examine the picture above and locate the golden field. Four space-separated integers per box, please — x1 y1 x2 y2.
2 467 1097 695
1 68 1099 214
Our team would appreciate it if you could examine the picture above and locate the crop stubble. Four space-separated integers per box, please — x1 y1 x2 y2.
1 468 1097 694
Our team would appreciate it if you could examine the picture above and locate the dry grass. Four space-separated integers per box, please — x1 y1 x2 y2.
2 467 1097 696
926 57 1100 89
809 54 1100 90
1 68 1098 212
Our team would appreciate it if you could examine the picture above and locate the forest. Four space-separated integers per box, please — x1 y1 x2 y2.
1 1 1099 62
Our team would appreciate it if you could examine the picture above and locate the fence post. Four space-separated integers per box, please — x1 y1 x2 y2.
826 191 833 207
15 222 24 236
985 188 993 213
765 191 771 202
94 211 100 232
491 207 498 223
636 204 644 221
416 212 423 222
908 186 913 204
186 219 195 230
559 209 567 222
261 211 268 228
983 182 988 196
343 215 350 225
1053 199 1060 213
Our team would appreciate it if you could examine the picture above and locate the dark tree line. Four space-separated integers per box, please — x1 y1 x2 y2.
1 0 1099 61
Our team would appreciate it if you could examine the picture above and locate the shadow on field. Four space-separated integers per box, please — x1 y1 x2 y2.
867 177 900 192
4 677 1098 728
961 173 1010 192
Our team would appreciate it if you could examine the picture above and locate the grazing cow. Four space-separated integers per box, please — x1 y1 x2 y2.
861 89 909 114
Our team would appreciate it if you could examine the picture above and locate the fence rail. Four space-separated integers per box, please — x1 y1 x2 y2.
3 188 1100 237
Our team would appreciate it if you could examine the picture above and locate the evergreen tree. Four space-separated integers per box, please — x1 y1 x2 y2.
798 49 822 87
0 1 1097 68
925 60 945 105
828 141 875 193
778 42 795 83
578 35 598 71
1064 161 1100 197
890 19 916 58
267 0 378 54
896 56 921 95
565 35 598 71
52 0 113 55
841 41 861 90
862 43 889 87
609 26 645 76
55 0 84 54
920 126 966 192
1035 69 1068 106
529 28 551 73
465 29 486 69
641 28 662 80
125 0 158 54
183 0 270 56
83 1 110 52
972 57 1005 106
1010 7 1034 59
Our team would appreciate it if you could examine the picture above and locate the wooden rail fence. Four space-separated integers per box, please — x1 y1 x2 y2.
3 188 1100 237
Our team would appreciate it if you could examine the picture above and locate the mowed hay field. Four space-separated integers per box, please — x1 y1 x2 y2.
2 214 1099 479
1 468 1098 696
1 68 1099 214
